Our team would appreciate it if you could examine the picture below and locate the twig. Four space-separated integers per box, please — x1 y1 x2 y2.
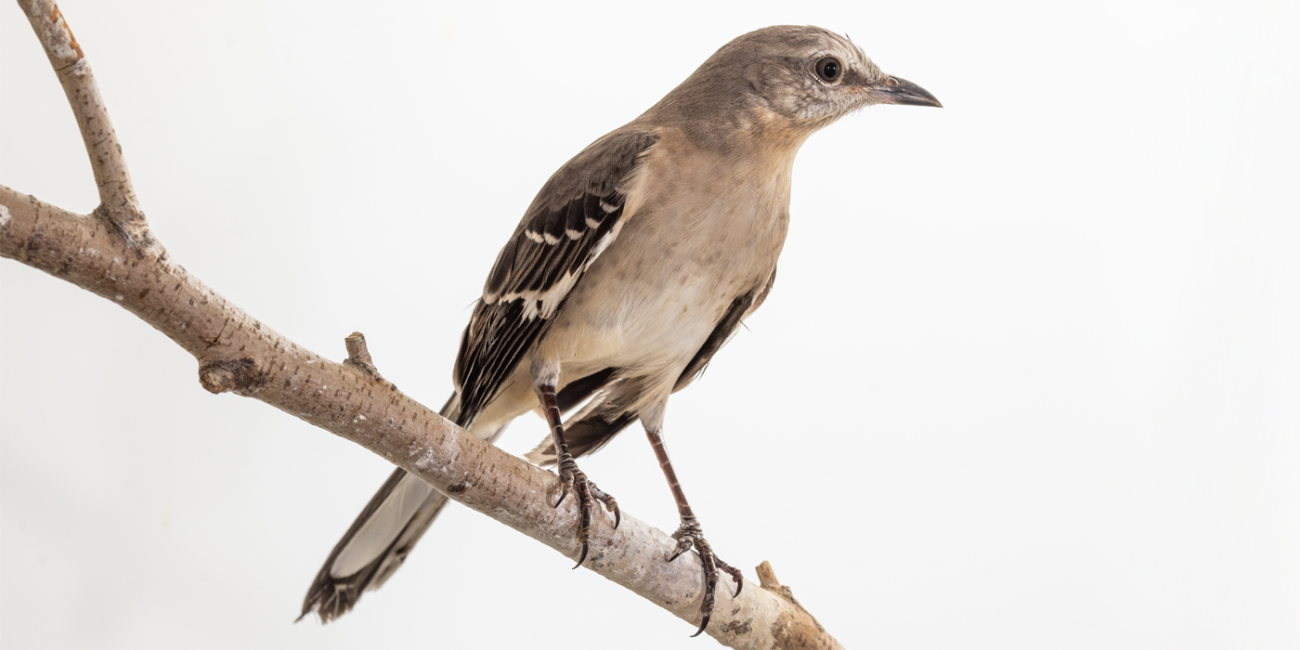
343 331 390 385
20 0 153 253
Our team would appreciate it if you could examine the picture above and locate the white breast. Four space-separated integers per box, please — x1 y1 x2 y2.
538 131 795 385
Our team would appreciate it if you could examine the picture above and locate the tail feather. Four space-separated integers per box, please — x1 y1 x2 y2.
299 469 446 622
300 393 503 623
301 367 627 622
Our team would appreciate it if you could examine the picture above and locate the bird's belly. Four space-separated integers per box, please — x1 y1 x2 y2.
540 261 728 375
539 221 781 378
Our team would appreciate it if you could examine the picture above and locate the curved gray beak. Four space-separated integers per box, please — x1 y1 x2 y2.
868 75 942 108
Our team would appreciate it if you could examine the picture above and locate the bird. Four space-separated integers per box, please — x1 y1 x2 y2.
300 24 941 635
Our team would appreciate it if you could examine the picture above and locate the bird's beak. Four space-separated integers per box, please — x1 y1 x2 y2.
865 75 942 108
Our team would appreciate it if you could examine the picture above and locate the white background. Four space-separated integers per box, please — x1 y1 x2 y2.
2 1 1297 648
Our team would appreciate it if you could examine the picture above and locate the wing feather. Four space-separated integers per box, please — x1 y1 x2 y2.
452 130 659 425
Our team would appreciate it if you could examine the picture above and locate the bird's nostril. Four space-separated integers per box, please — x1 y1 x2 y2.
886 77 899 86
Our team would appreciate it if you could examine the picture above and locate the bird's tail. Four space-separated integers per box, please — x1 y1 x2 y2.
299 393 508 623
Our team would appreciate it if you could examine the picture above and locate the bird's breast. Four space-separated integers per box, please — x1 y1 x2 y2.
538 134 793 373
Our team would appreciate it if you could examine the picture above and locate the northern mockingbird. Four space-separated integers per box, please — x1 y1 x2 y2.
302 25 940 635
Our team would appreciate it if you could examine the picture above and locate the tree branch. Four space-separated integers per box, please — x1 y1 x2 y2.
2 3 843 648
20 0 151 252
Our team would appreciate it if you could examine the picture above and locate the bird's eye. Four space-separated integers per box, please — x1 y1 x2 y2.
814 57 843 83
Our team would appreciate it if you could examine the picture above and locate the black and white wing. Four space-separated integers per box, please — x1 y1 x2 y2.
453 130 659 425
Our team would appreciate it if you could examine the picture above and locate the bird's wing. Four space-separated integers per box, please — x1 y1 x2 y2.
453 130 659 424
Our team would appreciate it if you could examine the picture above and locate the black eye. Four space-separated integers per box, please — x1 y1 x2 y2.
814 57 842 83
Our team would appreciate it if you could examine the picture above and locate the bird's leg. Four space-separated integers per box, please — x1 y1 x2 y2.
645 422 743 637
533 368 619 568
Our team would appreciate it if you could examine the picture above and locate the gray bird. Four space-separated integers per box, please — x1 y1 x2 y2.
301 24 940 635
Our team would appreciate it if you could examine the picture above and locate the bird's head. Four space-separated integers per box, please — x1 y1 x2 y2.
648 25 941 149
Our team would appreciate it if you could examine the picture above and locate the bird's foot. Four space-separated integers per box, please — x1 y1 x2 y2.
668 516 743 637
554 454 620 568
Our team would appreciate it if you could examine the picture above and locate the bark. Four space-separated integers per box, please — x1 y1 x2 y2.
1 2 844 648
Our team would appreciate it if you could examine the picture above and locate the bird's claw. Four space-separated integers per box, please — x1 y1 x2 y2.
553 455 618 569
554 469 573 508
668 523 697 562
589 481 621 530
668 517 743 637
